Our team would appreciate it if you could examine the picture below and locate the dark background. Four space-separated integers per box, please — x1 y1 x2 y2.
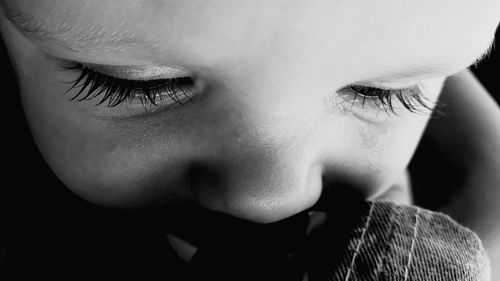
0 25 498 277
470 28 500 103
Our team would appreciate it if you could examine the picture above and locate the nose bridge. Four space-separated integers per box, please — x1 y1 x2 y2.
216 83 319 186
193 119 309 184
184 61 326 221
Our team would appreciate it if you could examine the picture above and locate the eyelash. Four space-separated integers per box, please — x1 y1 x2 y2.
341 85 436 115
62 63 196 108
62 63 436 116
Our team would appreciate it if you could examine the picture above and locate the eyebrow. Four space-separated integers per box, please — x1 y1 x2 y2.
2 4 496 80
374 37 495 82
2 5 155 54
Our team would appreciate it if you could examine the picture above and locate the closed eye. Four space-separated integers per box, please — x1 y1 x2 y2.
61 63 198 110
337 84 440 116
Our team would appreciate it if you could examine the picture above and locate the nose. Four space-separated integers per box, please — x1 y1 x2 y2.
184 103 325 223
186 135 324 223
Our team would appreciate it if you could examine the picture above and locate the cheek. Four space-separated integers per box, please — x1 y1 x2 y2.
367 117 428 180
321 80 444 196
16 66 245 208
17 71 189 206
318 112 429 197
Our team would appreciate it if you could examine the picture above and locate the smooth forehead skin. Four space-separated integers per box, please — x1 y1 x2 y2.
1 0 499 223
3 0 498 82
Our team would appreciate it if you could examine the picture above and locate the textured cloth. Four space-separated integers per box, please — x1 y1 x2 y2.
187 200 491 281
323 200 491 281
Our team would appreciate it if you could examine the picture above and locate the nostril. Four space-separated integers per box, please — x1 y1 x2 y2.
316 174 366 211
185 161 233 212
186 162 224 194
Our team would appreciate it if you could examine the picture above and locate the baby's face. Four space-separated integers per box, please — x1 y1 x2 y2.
1 0 498 222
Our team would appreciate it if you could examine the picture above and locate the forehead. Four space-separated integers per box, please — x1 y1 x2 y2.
2 0 499 82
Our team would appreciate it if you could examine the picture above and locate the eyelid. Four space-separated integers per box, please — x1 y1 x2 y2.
81 63 193 80
355 80 418 90
330 81 438 120
61 62 200 114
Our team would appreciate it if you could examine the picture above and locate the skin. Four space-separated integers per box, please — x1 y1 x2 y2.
0 0 499 228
